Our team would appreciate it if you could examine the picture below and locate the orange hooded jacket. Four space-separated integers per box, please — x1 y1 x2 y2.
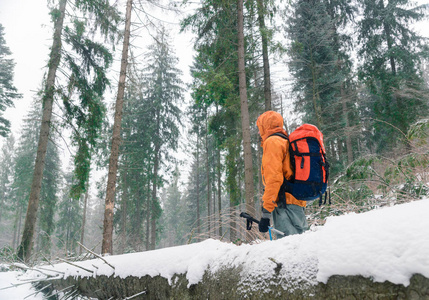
256 111 306 213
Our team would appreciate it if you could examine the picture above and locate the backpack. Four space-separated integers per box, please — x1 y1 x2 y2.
272 124 330 206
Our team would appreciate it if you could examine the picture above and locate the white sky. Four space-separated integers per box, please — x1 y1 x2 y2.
1 0 52 138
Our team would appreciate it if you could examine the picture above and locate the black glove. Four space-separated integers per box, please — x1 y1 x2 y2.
258 217 270 233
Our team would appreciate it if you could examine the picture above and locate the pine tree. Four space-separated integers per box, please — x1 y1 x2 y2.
0 24 22 137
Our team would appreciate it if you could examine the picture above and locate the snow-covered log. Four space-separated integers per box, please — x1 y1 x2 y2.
36 269 429 299
28 200 429 299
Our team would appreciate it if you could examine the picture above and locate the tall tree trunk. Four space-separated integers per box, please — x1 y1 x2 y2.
13 205 23 249
150 107 161 251
217 148 222 237
256 0 272 111
136 181 144 251
206 117 211 237
12 208 18 249
310 56 323 130
121 172 128 253
101 0 133 255
215 105 222 237
79 183 89 255
227 147 239 243
145 181 150 251
383 23 396 75
237 0 255 218
196 133 201 236
150 152 159 250
341 84 353 165
17 0 67 262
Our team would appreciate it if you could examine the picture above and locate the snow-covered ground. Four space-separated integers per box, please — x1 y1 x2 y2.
0 270 44 299
1 199 429 298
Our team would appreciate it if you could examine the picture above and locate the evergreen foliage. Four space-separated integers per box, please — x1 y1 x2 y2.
2 99 62 255
357 0 429 153
115 28 184 251
56 171 82 256
61 0 119 200
0 134 15 248
0 24 22 137
182 0 248 241
284 0 358 176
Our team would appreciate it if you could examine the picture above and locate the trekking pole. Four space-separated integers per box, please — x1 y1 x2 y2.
239 212 285 240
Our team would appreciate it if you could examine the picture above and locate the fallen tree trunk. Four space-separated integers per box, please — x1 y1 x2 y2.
36 269 429 299
31 201 429 299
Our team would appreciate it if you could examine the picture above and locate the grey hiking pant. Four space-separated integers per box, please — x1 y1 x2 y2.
272 203 308 238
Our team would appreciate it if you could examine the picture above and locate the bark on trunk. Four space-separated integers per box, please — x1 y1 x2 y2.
237 0 255 218
310 54 323 130
101 0 133 255
196 133 201 236
121 172 128 253
13 205 23 249
256 0 272 111
149 106 161 250
145 180 150 251
79 184 89 256
341 84 353 165
206 118 211 237
37 265 429 299
215 105 222 237
150 152 159 250
17 0 67 262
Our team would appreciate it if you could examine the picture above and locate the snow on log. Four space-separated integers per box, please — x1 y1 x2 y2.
26 199 429 299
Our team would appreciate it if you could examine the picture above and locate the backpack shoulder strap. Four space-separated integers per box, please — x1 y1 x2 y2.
268 132 288 140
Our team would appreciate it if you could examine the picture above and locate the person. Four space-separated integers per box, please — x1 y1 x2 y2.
256 110 308 237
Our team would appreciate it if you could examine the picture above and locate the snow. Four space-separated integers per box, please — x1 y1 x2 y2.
1 199 429 297
0 271 44 299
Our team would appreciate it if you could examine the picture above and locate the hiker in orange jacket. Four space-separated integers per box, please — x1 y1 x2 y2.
256 111 308 237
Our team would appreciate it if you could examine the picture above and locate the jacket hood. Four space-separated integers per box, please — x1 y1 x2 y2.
256 111 288 144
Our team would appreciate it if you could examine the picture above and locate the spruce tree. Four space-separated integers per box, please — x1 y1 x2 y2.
114 27 184 251
0 134 15 243
160 165 187 247
56 171 82 256
8 99 60 254
284 0 358 175
0 24 21 137
358 0 429 153
182 0 248 242
18 0 120 262
142 28 184 249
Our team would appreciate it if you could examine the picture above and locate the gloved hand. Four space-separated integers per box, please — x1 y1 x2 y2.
258 217 270 233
